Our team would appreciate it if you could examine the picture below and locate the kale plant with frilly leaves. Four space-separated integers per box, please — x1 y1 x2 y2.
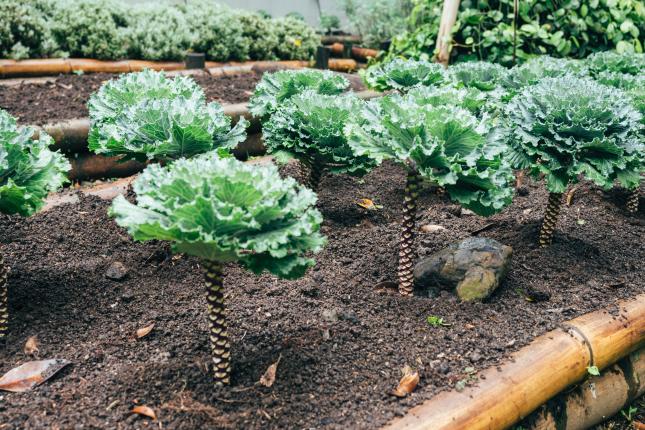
0 108 70 344
110 152 325 385
346 94 513 295
263 91 376 188
363 58 449 92
505 76 643 245
88 70 248 162
248 69 350 118
585 51 645 76
501 56 588 96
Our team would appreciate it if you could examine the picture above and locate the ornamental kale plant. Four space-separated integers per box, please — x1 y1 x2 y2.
0 109 70 344
592 71 645 213
346 94 514 295
585 51 645 76
88 70 248 162
263 91 376 189
248 69 350 119
110 152 325 385
449 61 507 92
363 58 449 92
501 56 588 96
504 76 643 246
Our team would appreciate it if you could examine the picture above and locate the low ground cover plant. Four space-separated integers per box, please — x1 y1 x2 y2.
362 58 448 92
0 0 320 62
262 91 376 189
109 152 325 385
0 109 70 343
346 92 514 295
88 70 248 162
504 76 643 246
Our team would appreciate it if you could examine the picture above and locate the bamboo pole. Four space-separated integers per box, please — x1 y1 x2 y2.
68 154 144 181
435 0 461 66
524 347 645 430
382 294 645 430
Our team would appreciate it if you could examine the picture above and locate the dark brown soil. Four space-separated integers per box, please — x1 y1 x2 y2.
0 72 262 125
0 163 642 429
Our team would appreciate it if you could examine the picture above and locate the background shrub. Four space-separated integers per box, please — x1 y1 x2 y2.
126 3 192 61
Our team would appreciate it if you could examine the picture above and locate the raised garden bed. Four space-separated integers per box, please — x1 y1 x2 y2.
0 161 642 429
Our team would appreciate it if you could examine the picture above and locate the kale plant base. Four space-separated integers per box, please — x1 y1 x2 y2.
398 167 420 295
203 260 231 385
0 253 8 345
627 184 641 214
539 192 563 248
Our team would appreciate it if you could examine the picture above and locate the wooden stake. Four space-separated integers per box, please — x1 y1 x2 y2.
435 0 461 66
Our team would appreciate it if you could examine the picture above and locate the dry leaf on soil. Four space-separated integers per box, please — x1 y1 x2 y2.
420 224 445 233
391 367 420 398
0 359 71 393
633 421 645 430
357 198 380 210
131 405 157 420
23 336 40 356
136 323 155 339
259 355 282 388
566 186 578 206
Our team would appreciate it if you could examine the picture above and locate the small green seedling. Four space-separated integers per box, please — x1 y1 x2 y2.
586 365 600 376
427 315 451 327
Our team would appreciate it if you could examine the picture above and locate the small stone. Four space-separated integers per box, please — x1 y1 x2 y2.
105 261 128 281
322 309 339 323
517 186 529 196
414 237 512 301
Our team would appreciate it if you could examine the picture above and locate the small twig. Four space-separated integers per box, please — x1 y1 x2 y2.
470 222 497 235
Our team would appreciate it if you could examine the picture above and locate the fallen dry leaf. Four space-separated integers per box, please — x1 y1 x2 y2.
131 405 157 420
0 359 71 392
357 198 379 210
24 336 39 357
633 421 645 430
391 367 420 398
259 355 282 388
136 323 155 339
566 186 578 206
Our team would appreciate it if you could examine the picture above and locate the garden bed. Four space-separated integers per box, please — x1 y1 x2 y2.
0 162 642 429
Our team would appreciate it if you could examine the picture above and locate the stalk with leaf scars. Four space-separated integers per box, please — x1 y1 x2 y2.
0 109 70 344
398 163 421 295
539 192 563 247
626 186 640 214
504 76 643 247
262 91 375 191
110 152 325 385
346 87 514 296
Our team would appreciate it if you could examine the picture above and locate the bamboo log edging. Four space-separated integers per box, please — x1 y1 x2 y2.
382 294 645 430
522 347 644 430
327 43 380 61
0 58 358 79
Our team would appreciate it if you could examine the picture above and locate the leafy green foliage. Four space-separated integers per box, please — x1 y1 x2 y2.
319 13 341 34
110 152 326 279
501 56 588 95
586 366 600 376
272 17 319 61
126 4 191 61
49 0 129 60
426 315 450 327
363 58 448 92
340 0 415 48
263 91 376 176
88 70 248 162
386 0 645 66
406 85 487 117
0 0 320 62
346 93 514 215
0 109 70 216
504 76 643 193
248 69 350 118
585 51 645 75
449 62 507 92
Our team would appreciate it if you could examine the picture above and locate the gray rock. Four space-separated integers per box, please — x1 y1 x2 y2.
322 308 339 323
105 261 128 281
413 237 512 301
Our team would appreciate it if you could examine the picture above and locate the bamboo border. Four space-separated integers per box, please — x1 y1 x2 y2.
0 58 358 79
382 294 645 430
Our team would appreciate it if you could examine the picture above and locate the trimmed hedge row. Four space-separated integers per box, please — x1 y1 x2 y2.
0 0 320 62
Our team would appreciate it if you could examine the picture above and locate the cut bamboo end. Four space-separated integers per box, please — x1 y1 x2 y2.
382 294 645 430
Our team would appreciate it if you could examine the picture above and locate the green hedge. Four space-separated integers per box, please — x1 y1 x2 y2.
0 0 320 62
386 0 645 66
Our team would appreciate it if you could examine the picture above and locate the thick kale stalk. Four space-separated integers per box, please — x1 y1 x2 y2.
346 94 513 295
202 260 230 385
0 253 8 345
110 153 325 383
398 166 421 295
538 192 563 247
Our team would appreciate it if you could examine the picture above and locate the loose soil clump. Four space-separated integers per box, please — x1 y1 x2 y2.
0 162 642 429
